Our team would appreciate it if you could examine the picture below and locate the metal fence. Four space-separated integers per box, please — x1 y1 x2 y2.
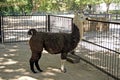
1 15 47 43
86 14 120 21
0 14 120 80
47 15 120 80
47 15 73 33
80 19 120 80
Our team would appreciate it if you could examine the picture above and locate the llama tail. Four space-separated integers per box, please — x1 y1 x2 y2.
28 29 37 35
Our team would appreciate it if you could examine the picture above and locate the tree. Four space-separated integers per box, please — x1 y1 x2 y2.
1 0 119 15
102 0 120 14
102 0 113 14
87 0 102 13
74 0 88 11
70 0 102 13
0 0 28 15
31 0 43 14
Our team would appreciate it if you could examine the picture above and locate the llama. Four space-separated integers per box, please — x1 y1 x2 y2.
28 12 87 73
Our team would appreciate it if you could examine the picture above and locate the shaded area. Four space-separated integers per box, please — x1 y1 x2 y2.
0 42 109 80
77 41 120 80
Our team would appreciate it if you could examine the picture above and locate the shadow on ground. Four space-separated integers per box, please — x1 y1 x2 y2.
0 42 108 80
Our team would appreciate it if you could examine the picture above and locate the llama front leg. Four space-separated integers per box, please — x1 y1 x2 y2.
61 59 66 73
61 53 67 73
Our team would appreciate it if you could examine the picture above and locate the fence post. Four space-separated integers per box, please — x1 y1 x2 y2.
47 15 50 32
0 16 2 43
71 18 73 32
45 15 48 32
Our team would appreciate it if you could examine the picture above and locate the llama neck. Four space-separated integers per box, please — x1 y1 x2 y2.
71 23 80 42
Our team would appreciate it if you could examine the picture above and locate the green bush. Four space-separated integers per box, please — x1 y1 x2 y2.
109 10 120 14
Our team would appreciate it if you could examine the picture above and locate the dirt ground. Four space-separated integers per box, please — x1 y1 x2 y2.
0 42 110 80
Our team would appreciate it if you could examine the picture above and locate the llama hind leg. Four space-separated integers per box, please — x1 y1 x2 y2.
61 53 67 73
35 53 43 72
29 59 36 73
35 61 43 72
30 52 41 73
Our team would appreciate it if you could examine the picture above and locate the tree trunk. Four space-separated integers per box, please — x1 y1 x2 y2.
106 3 110 14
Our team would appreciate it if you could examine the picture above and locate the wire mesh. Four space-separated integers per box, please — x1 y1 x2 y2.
2 15 47 43
80 19 120 80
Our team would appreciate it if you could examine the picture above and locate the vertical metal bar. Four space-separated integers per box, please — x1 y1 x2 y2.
116 56 120 80
71 18 73 32
47 15 50 32
1 16 4 43
114 53 117 79
0 16 2 43
44 15 47 32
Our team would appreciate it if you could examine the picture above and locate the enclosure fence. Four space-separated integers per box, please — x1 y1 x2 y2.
0 14 120 80
47 15 120 80
81 19 120 80
47 15 72 33
0 15 47 43
86 14 120 21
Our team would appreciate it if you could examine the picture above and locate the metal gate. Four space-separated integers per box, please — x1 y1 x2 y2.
1 15 47 43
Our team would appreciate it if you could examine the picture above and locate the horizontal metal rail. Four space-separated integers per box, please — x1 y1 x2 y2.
87 18 120 25
82 39 120 55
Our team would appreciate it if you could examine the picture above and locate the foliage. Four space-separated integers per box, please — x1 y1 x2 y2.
0 0 28 15
109 10 120 14
0 0 120 15
102 0 120 14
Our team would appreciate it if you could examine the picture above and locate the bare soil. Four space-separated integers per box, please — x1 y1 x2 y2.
0 42 110 80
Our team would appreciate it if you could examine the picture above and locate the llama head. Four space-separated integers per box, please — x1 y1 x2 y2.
73 11 87 24
73 11 88 40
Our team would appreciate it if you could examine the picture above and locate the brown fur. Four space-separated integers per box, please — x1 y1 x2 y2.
28 13 86 73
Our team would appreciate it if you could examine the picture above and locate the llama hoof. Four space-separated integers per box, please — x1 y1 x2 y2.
32 71 37 73
38 69 43 72
61 68 67 73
